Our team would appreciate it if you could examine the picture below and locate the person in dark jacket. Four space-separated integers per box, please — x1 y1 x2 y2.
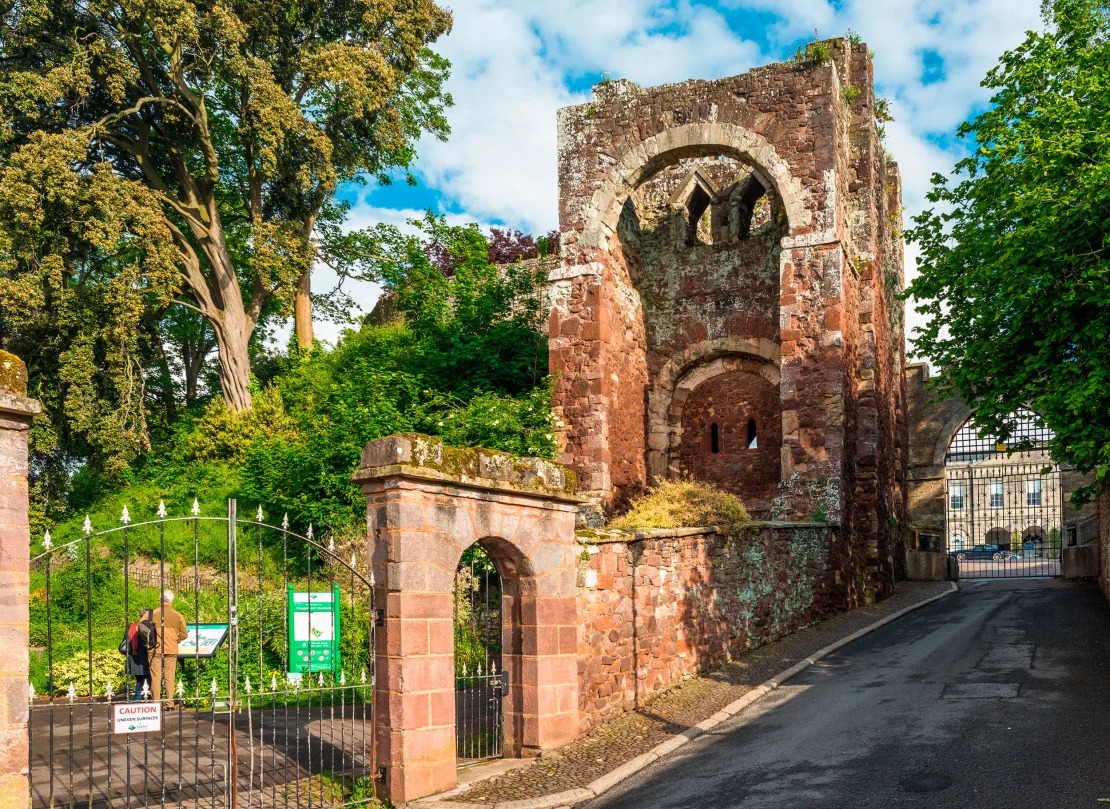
120 608 152 700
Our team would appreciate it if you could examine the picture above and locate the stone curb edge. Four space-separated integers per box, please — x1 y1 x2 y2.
409 582 957 809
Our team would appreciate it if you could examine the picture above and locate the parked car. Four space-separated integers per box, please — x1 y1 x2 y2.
949 544 1004 562
1000 551 1023 561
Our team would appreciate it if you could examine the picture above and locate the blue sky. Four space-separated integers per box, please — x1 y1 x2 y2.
311 0 1046 346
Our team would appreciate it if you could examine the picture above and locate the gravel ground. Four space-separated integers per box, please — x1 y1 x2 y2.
449 581 953 804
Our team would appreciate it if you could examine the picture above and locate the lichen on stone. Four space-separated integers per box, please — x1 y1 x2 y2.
0 350 28 396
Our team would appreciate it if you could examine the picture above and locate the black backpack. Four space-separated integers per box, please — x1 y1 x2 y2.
137 615 158 651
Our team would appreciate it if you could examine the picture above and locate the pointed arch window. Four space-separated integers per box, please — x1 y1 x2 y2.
686 184 712 246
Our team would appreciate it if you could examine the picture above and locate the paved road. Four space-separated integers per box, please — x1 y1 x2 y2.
582 580 1110 809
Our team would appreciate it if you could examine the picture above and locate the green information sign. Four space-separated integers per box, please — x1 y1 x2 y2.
287 584 341 675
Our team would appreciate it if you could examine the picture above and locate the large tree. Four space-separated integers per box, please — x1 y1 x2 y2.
906 0 1110 491
0 0 453 411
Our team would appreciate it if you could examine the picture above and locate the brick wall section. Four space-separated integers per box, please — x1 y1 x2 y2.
905 363 970 536
549 39 907 599
674 369 782 514
0 351 38 809
575 523 835 731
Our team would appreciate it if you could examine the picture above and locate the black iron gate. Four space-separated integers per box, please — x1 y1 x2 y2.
28 499 377 808
945 413 1063 580
453 546 504 765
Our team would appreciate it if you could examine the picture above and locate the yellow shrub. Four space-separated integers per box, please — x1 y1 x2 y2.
609 479 749 532
187 388 296 465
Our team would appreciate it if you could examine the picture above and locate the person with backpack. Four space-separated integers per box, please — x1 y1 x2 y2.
149 590 188 710
119 608 153 700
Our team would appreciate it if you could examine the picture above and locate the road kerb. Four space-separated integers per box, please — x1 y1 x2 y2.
409 583 956 808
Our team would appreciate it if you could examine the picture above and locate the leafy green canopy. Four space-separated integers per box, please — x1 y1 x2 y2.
906 0 1110 491
58 216 557 533
0 0 454 417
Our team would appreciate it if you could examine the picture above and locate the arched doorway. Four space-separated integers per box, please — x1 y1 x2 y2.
943 409 1062 579
453 545 504 763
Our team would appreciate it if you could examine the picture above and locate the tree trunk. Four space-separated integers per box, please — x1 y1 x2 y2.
210 314 253 411
294 270 313 349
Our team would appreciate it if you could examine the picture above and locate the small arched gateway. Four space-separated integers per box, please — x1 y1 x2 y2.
353 435 581 805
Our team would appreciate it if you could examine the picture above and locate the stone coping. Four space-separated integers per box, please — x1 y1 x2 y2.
0 390 40 418
576 520 838 544
352 433 583 504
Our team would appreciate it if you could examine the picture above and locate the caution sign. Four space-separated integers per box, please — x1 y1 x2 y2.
112 702 162 734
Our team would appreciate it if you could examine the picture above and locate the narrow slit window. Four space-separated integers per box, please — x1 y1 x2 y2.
710 423 720 454
747 419 758 449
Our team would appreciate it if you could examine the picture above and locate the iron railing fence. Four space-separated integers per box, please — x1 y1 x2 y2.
28 499 378 809
945 462 1063 580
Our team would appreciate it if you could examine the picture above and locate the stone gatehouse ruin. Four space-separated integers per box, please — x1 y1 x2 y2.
550 38 908 597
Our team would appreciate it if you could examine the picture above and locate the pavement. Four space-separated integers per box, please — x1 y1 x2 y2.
580 578 1110 809
432 580 954 807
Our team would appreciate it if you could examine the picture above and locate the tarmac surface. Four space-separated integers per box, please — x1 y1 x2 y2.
581 579 1110 809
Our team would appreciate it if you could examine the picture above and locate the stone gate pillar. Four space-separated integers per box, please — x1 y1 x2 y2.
353 435 581 805
0 351 39 809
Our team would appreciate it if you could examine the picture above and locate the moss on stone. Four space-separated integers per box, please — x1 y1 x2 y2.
0 350 28 396
391 432 579 495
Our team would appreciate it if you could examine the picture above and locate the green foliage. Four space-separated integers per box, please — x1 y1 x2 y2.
47 648 126 697
808 41 832 64
790 39 832 66
185 390 297 467
421 384 558 460
609 480 750 532
874 95 895 139
842 86 862 105
0 0 454 436
905 0 1110 497
846 29 863 45
239 216 555 529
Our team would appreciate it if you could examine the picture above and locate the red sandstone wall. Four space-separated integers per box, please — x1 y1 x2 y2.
675 370 782 514
551 39 906 597
575 524 836 732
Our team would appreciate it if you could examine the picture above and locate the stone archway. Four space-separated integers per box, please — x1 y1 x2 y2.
353 435 581 805
651 348 782 516
577 122 813 254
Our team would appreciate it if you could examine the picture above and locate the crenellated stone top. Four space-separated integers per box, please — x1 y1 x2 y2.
0 350 41 418
352 433 581 502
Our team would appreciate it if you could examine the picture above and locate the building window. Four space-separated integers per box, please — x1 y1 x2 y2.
710 423 720 454
989 480 1004 509
952 534 965 550
949 482 966 511
747 419 758 449
1026 479 1042 507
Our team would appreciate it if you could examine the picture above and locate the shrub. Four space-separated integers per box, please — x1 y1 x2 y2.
186 388 296 466
609 479 750 532
48 648 126 697
807 41 831 64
